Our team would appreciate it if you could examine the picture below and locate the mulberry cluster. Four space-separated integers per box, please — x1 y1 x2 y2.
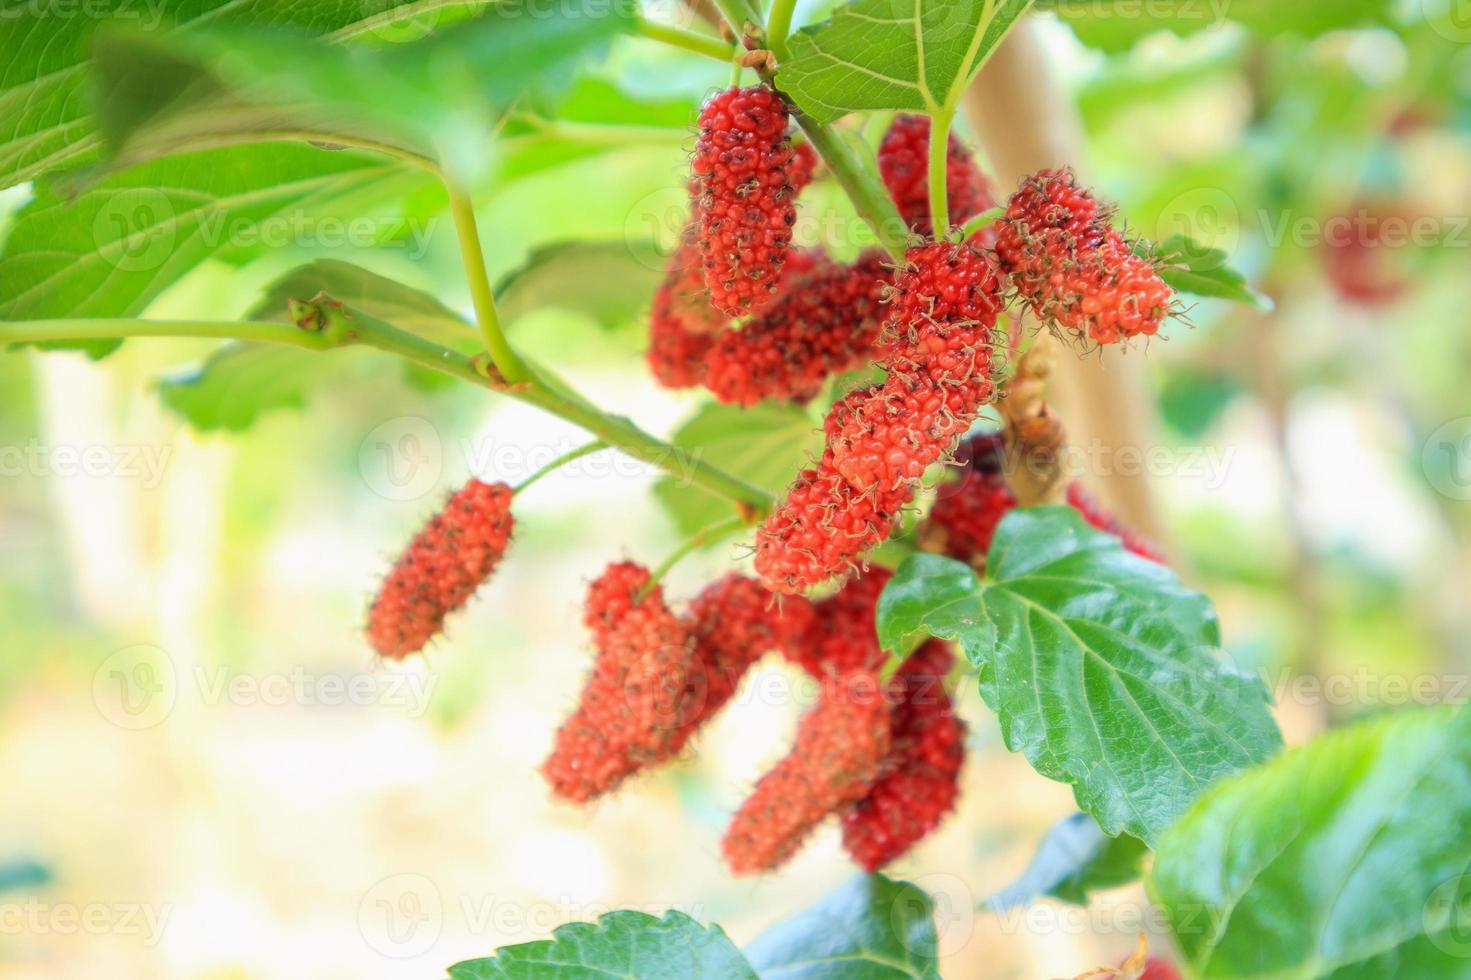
366 479 515 660
920 433 1164 566
756 242 1004 595
878 114 997 238
842 639 966 870
704 250 891 406
692 86 802 317
544 568 809 801
995 168 1174 345
722 669 891 874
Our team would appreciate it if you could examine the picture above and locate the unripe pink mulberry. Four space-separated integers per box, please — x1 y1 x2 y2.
841 640 965 870
996 168 1174 345
367 479 514 660
692 86 801 317
878 114 997 237
722 670 891 874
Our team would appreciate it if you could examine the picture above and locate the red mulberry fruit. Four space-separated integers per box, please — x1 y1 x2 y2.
1066 483 1164 563
841 640 965 870
543 565 694 802
692 85 801 317
722 670 891 874
995 168 1174 345
878 114 997 237
703 249 891 406
367 479 514 660
754 456 904 595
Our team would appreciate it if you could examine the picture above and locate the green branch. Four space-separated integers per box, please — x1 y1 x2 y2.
0 316 773 513
765 0 797 61
928 109 953 237
792 116 909 261
445 181 529 386
635 16 736 61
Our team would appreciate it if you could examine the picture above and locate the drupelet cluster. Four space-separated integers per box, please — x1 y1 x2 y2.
995 168 1174 345
366 479 515 660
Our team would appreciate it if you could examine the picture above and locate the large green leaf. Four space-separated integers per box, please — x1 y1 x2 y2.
1041 0 1397 53
91 8 634 180
0 143 426 355
985 813 1148 911
743 874 941 979
777 0 1035 124
653 402 823 535
495 241 666 326
1150 708 1471 980
447 909 757 979
876 507 1282 844
0 0 485 190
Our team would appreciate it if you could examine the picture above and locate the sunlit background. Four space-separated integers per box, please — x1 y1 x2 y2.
3 7 1470 978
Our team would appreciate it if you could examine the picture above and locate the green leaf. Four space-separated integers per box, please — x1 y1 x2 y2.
778 0 1035 124
653 403 823 536
251 259 473 352
744 874 941 979
876 507 1283 844
985 813 1148 911
447 909 756 980
0 143 426 356
92 9 634 180
1040 0 1397 52
1150 708 1471 979
1150 235 1273 311
0 0 470 190
495 241 667 326
156 343 343 432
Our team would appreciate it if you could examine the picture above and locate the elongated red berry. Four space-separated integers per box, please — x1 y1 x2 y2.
878 114 997 237
543 563 694 802
367 479 514 659
703 249 891 406
722 670 891 874
754 455 903 595
828 242 1003 498
841 640 965 870
692 85 801 317
996 168 1174 345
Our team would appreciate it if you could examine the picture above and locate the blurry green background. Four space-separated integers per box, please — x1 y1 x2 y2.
2 8 1471 978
